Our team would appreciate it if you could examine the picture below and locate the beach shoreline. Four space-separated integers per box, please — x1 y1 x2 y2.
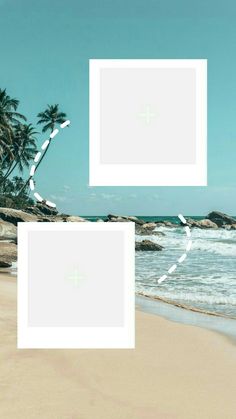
2 265 236 339
1 272 236 418
137 290 236 320
1 209 236 318
2 264 236 340
136 293 236 343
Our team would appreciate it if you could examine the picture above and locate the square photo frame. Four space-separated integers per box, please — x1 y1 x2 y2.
89 59 207 186
18 222 135 349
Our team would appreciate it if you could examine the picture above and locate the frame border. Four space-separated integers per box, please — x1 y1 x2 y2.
89 59 207 186
17 222 135 349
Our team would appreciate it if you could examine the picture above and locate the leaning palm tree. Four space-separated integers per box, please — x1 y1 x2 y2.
35 104 66 171
17 104 67 195
37 104 66 133
3 124 38 180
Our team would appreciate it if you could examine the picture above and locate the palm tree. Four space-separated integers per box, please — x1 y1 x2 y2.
0 89 26 125
37 104 66 133
35 104 66 171
17 104 67 195
3 124 38 180
0 88 26 164
0 125 13 162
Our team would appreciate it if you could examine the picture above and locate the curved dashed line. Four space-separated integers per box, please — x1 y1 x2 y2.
157 214 191 284
29 120 70 207
29 131 191 281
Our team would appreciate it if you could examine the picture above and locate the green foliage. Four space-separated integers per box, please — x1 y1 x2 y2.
0 88 67 207
37 104 66 133
0 170 34 208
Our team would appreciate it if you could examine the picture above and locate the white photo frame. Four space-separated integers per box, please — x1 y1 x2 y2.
18 222 135 349
89 59 207 186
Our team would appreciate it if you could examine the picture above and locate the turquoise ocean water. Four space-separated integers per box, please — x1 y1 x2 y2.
85 216 236 318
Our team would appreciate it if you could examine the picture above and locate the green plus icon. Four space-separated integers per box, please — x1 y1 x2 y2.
138 105 156 125
67 268 86 286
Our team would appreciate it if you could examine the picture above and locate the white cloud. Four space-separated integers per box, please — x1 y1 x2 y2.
63 185 71 191
50 194 67 203
101 193 121 201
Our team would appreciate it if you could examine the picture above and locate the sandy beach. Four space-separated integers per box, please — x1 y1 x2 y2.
0 273 236 419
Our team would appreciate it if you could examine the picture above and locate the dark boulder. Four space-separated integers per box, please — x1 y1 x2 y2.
222 224 236 230
0 260 12 268
25 203 58 217
136 223 165 236
135 240 163 251
107 214 145 225
207 211 236 227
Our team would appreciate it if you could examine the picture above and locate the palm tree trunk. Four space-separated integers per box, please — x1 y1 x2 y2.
17 125 54 196
1 159 17 192
32 137 52 174
1 161 18 192
3 160 18 179
2 162 14 179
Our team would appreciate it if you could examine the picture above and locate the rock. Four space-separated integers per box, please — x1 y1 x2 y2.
207 211 236 227
65 216 88 222
38 215 72 223
182 218 200 227
0 207 90 225
0 207 38 225
184 218 218 229
163 221 176 227
155 221 176 228
108 216 130 223
37 203 58 216
198 219 218 229
37 217 57 222
135 240 163 251
0 242 17 266
128 216 145 225
136 223 155 232
0 260 12 268
142 223 157 230
50 216 67 222
107 214 145 225
25 203 58 217
0 220 17 241
24 205 46 217
223 224 236 230
135 223 165 236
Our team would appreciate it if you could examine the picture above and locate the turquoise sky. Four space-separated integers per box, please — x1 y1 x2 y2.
0 0 236 215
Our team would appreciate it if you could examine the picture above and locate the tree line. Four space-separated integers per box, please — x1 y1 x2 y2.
0 88 67 209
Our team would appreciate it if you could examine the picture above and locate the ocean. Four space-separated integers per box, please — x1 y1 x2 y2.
86 216 236 318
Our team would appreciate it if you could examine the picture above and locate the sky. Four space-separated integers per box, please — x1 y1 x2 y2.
0 0 236 215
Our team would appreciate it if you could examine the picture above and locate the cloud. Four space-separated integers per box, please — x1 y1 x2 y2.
88 193 97 200
50 194 67 202
148 193 159 200
87 192 122 202
63 185 71 191
101 193 121 201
